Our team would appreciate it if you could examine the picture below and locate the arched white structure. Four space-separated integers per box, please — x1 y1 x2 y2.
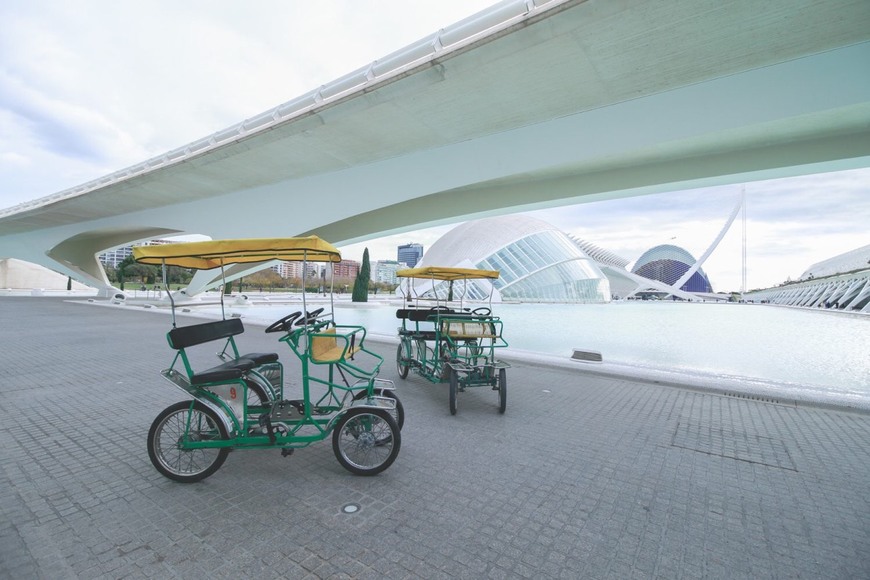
745 272 870 313
1 0 869 296
620 192 743 300
746 246 870 312
408 215 610 303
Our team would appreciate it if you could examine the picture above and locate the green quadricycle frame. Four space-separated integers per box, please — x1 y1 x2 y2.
395 266 509 415
134 237 403 482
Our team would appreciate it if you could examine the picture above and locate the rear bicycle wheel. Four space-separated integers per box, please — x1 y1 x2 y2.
497 368 507 414
245 378 270 408
449 368 459 415
332 408 401 475
147 401 229 483
352 388 405 430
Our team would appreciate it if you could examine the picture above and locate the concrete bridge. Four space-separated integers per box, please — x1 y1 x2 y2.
1 0 869 295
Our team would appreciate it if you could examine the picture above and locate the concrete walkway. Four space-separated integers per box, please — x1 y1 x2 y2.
1 297 868 579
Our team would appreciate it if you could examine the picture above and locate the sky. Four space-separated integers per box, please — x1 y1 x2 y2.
1 0 868 293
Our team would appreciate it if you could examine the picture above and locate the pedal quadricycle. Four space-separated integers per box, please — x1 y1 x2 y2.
134 237 402 482
395 266 509 415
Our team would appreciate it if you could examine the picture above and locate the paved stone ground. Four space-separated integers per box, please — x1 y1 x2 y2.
1 297 868 579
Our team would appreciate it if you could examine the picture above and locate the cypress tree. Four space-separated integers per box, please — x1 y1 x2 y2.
118 255 135 291
352 248 371 302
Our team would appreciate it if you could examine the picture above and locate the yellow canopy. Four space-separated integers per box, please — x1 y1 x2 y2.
396 266 500 281
132 236 341 269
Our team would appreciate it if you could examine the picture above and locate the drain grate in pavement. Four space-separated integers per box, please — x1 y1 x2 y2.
672 421 797 471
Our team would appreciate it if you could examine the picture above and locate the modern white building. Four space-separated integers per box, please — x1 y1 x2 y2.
631 244 714 293
98 246 135 269
800 245 870 280
746 245 870 312
271 261 301 279
375 260 403 285
0 259 90 291
405 215 610 303
98 239 175 269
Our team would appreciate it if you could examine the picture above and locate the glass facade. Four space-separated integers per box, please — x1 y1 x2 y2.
407 216 611 303
397 243 423 267
477 232 609 302
631 244 713 293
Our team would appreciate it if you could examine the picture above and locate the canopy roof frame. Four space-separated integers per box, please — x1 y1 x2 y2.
132 236 341 269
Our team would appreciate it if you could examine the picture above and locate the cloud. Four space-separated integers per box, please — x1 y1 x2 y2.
0 151 29 166
0 0 496 206
0 71 116 162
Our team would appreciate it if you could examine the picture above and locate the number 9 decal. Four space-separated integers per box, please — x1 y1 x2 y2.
230 387 237 399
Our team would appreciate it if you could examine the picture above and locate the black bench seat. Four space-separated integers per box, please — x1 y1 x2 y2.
397 308 445 341
396 308 456 322
167 319 279 370
191 357 256 385
399 329 438 341
238 352 279 366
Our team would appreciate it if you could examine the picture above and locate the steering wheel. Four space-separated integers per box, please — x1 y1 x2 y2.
265 311 302 333
295 307 325 326
471 307 491 316
429 305 450 311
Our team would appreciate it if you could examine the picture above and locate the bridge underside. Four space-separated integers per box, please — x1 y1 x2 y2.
1 0 869 294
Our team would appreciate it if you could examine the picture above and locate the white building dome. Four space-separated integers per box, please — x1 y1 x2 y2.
410 215 610 303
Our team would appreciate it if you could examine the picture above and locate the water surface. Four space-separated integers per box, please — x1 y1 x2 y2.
194 298 870 408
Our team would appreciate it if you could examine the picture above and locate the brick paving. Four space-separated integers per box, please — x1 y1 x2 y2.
1 297 868 579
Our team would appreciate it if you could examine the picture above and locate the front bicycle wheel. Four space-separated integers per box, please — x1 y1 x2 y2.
396 342 410 379
147 401 229 483
332 408 400 476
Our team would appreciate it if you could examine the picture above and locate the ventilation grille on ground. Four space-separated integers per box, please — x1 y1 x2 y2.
571 349 603 363
723 391 784 405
